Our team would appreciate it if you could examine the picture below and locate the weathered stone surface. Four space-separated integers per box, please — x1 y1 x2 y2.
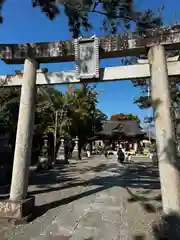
1 24 180 64
1 61 180 87
0 196 35 220
0 156 161 240
9 58 38 202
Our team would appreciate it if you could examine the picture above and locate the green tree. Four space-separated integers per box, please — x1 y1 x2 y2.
0 81 106 161
61 84 106 154
123 7 163 129
0 87 20 164
0 1 162 37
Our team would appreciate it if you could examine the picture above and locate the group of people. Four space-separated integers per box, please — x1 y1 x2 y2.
84 140 158 165
83 141 134 163
117 146 132 163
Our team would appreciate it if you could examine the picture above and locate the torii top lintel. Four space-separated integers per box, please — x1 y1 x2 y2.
1 24 180 64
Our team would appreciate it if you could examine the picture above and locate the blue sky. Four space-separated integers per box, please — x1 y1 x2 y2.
0 0 179 127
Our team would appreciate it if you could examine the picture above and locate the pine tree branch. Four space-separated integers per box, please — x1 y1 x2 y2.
63 2 139 22
92 0 99 11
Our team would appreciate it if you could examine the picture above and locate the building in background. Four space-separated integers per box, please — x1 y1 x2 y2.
94 118 145 153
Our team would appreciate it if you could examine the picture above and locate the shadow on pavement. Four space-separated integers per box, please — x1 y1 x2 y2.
126 187 162 213
133 212 180 240
28 163 80 191
76 163 107 174
31 160 161 220
28 161 160 195
34 185 107 219
30 159 180 240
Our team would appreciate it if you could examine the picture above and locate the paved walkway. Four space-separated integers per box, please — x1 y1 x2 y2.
0 155 161 240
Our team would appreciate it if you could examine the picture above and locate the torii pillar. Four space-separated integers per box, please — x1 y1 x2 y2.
0 58 38 222
149 45 180 214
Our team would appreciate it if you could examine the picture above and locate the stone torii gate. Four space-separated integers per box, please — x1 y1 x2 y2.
1 25 180 222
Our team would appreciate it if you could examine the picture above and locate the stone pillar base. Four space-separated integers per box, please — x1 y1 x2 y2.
0 196 35 224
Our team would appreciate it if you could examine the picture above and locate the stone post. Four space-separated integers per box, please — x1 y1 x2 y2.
148 45 180 214
10 58 38 202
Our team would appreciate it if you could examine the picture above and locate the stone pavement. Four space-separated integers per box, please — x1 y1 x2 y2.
0 155 161 240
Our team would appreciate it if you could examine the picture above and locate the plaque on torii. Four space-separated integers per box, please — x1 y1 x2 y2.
74 36 99 80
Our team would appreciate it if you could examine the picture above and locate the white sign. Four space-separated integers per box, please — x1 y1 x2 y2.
74 36 99 80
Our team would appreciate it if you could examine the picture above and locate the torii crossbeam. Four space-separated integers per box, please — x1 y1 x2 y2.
0 24 180 64
1 61 180 86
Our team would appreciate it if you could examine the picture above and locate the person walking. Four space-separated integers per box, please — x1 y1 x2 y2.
86 142 91 158
117 147 125 163
64 140 69 164
127 153 132 162
104 144 108 159
67 140 72 158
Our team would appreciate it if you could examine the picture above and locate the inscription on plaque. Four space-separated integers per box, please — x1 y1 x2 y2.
74 37 99 80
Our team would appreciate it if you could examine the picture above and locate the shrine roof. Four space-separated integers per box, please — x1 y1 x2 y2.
96 119 145 137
